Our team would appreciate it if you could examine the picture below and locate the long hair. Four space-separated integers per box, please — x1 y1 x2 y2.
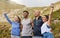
16 16 21 24
44 15 49 21
17 16 22 32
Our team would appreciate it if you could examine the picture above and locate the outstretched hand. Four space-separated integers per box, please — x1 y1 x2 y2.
2 10 8 14
50 3 54 8
50 3 54 14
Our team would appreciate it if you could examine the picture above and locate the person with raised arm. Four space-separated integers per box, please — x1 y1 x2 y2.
4 12 22 38
41 4 54 38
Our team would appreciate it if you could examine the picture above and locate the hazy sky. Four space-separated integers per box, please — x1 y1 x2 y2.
10 0 60 7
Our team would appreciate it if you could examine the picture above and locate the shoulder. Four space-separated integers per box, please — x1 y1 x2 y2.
28 18 33 23
38 16 42 20
46 21 50 26
42 22 47 25
21 19 24 22
43 22 50 26
42 22 47 27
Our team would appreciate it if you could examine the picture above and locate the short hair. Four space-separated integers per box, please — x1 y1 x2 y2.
23 10 29 14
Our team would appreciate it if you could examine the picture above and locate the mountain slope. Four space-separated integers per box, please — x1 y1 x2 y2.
0 1 60 22
0 1 25 9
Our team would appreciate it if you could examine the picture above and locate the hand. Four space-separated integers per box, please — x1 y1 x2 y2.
2 10 8 14
50 3 54 10
50 3 54 14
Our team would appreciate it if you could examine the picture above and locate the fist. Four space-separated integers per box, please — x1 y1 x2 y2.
2 10 8 14
49 3 54 14
50 3 54 8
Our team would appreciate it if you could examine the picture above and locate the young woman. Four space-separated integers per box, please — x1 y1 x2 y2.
41 4 54 38
4 13 22 38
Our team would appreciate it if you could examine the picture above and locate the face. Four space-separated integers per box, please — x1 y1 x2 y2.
14 16 19 22
23 12 28 18
34 10 40 17
42 16 48 22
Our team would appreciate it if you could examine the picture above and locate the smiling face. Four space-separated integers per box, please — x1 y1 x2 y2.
14 16 19 22
34 10 40 17
23 11 29 18
42 15 48 22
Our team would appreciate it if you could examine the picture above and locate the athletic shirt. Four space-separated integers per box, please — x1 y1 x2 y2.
41 22 52 34
21 18 33 36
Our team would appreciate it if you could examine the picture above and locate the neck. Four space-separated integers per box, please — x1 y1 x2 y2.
44 21 47 23
24 17 28 19
35 16 40 20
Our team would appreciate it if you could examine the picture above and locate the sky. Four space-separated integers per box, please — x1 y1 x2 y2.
10 0 60 7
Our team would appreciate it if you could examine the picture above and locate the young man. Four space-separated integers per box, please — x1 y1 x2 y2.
33 10 43 38
21 11 33 38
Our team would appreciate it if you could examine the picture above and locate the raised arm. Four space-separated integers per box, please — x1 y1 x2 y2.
47 4 54 25
4 13 12 24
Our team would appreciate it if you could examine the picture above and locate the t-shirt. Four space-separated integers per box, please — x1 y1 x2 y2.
41 22 52 34
21 18 33 36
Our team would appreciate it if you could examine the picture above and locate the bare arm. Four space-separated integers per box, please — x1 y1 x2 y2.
30 19 34 28
20 24 23 32
20 19 23 32
4 13 12 24
47 4 54 26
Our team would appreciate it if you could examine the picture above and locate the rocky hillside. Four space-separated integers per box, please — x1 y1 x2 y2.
0 0 60 22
